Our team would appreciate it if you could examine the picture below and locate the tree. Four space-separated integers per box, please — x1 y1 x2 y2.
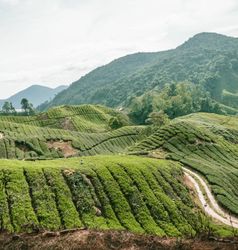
9 102 16 114
2 102 16 115
146 111 169 127
109 117 123 130
21 98 29 113
2 101 11 114
21 98 35 115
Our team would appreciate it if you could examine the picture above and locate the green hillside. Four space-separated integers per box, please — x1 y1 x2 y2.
0 121 148 159
0 105 148 159
0 107 237 237
0 156 204 235
0 104 129 133
130 113 238 215
42 33 238 115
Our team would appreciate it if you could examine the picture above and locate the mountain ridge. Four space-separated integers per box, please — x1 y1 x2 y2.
0 84 67 109
41 32 238 112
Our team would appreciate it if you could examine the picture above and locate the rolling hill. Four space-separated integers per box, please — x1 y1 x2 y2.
0 105 237 239
130 113 238 216
0 85 67 109
42 32 238 113
0 105 149 159
0 104 130 133
0 156 200 236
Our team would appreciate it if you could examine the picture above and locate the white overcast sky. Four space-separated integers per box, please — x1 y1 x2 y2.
0 0 238 99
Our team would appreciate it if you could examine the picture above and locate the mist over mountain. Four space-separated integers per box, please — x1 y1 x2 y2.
0 85 67 109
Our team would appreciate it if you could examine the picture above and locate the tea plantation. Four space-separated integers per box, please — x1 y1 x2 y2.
0 156 203 235
0 105 152 159
0 105 129 133
130 113 238 216
0 122 149 160
0 107 237 236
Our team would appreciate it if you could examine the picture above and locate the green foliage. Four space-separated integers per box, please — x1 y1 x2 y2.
21 98 35 116
108 117 123 129
0 104 150 160
130 113 238 216
1 102 16 115
146 110 169 127
222 89 238 108
24 168 61 230
129 82 224 123
0 104 130 133
43 168 83 229
0 156 205 235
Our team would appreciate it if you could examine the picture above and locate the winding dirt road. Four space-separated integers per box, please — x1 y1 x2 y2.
183 167 238 229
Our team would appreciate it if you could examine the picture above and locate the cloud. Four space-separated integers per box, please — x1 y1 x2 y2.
0 0 19 5
0 0 238 98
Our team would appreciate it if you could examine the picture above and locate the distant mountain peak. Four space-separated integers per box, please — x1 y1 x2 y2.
0 84 68 109
178 32 238 50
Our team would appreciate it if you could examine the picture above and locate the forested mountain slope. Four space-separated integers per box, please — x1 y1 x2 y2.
43 32 238 111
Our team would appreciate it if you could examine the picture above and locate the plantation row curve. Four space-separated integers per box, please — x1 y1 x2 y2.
0 156 207 236
130 114 238 217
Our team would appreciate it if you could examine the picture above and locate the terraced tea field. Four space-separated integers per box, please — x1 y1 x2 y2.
0 113 150 160
0 156 203 235
0 105 128 133
130 114 238 217
0 105 151 160
0 108 237 236
176 112 238 143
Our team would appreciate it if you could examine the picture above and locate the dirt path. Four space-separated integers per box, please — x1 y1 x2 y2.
183 167 238 229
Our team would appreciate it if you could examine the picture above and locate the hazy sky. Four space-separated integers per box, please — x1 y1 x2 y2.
0 0 238 99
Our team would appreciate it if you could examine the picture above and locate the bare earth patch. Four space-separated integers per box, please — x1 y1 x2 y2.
0 133 4 139
47 140 77 157
0 230 237 250
60 117 75 130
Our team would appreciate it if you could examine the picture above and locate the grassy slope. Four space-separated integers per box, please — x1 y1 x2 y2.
0 105 150 159
0 121 148 159
130 113 238 216
176 112 238 144
0 109 237 237
0 155 203 236
0 105 128 133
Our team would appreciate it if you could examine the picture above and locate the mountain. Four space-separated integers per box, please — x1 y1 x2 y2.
0 84 67 109
43 32 238 112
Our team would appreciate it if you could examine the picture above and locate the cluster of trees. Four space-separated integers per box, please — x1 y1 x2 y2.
1 98 35 116
129 82 223 124
108 113 130 130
